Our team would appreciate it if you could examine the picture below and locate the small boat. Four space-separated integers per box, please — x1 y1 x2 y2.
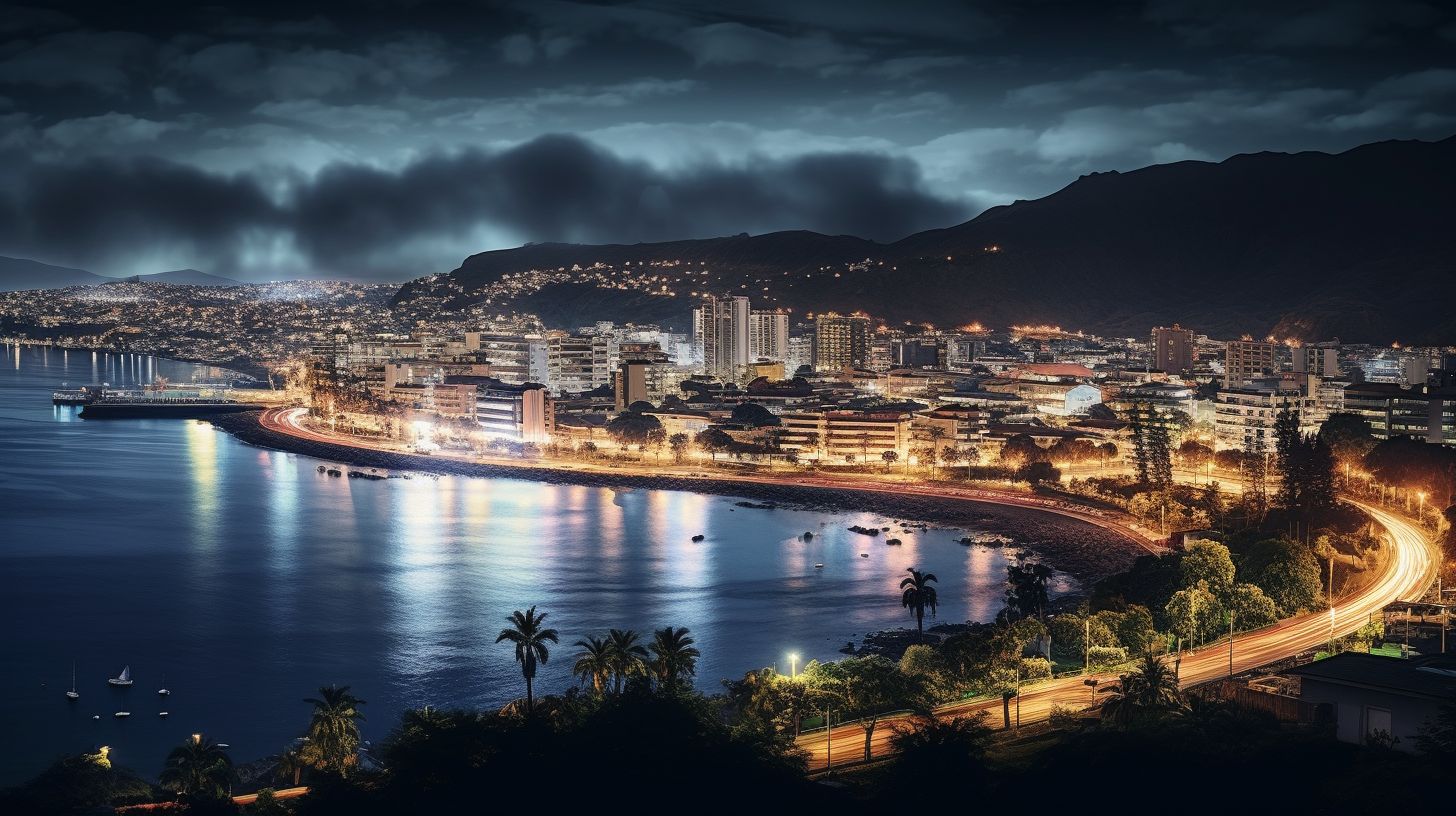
92 714 100 720
860 553 869 558
326 468 342 477
66 661 79 701
814 563 825 569
217 743 230 749
159 711 169 718
114 711 130 718
691 534 705 542
108 666 133 687
158 674 170 697
317 465 327 473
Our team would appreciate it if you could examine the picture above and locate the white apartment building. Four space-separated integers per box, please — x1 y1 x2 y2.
1212 387 1315 449
693 295 751 383
748 311 789 362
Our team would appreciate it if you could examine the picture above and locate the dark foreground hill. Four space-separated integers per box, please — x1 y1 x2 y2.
397 136 1456 343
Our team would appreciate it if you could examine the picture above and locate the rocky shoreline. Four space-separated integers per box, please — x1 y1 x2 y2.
208 411 1143 582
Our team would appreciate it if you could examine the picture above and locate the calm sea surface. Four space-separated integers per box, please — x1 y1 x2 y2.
0 342 1080 783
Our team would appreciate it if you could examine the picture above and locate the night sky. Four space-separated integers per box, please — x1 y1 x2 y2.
2 0 1454 281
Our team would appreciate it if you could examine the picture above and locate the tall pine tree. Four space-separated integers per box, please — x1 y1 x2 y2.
1273 407 1301 510
1129 403 1151 484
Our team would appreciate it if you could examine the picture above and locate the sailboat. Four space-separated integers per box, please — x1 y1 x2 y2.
66 662 79 701
158 674 170 697
108 666 133 687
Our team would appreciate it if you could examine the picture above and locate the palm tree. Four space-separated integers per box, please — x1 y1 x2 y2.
496 606 559 714
301 685 367 776
649 626 702 690
573 634 614 696
275 747 306 788
607 628 649 693
900 568 939 643
889 712 993 779
160 734 235 800
1099 652 1185 728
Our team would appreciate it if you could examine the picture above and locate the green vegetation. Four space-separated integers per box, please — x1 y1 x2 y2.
495 606 560 714
160 735 236 803
299 686 367 778
899 567 939 642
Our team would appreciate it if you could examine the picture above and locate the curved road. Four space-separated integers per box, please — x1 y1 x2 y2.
794 500 1436 770
252 408 1434 771
259 406 1164 554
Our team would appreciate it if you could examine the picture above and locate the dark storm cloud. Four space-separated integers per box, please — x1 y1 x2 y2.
0 135 966 278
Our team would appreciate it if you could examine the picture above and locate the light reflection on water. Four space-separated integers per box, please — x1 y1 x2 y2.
0 343 1085 785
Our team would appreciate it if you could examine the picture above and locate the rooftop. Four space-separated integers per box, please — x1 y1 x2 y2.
1288 652 1456 700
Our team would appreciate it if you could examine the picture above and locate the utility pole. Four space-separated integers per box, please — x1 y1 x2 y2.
1084 618 1090 673
823 705 832 772
1228 613 1235 678
1015 663 1021 731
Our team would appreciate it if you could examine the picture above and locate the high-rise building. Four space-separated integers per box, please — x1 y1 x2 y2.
693 295 751 382
1151 325 1194 375
786 335 814 376
748 311 789 362
1294 342 1341 379
814 313 871 371
1224 339 1277 388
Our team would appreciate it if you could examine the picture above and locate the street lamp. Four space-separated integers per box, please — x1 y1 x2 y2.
788 652 800 679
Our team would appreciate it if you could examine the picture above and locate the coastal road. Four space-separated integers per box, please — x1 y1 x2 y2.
258 407 1164 554
255 408 1433 769
794 500 1436 770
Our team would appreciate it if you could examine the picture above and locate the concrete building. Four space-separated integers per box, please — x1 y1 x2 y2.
428 383 477 420
1212 386 1311 449
748 311 789 362
774 409 911 464
465 332 546 384
892 337 945 369
1344 382 1456 445
612 344 675 411
545 333 597 395
822 411 911 464
813 313 871 371
694 295 751 383
1294 342 1341 379
1224 339 1278 388
786 335 814 375
481 381 553 443
1152 325 1194 375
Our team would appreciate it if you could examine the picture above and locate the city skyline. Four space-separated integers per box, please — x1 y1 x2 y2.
4 3 1456 813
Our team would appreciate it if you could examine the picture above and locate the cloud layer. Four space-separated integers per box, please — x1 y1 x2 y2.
0 135 966 279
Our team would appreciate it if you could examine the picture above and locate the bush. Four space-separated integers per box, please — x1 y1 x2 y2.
1019 657 1053 681
1087 645 1129 668
1048 704 1085 731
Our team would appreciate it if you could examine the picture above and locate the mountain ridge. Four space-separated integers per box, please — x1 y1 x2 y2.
399 135 1456 343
